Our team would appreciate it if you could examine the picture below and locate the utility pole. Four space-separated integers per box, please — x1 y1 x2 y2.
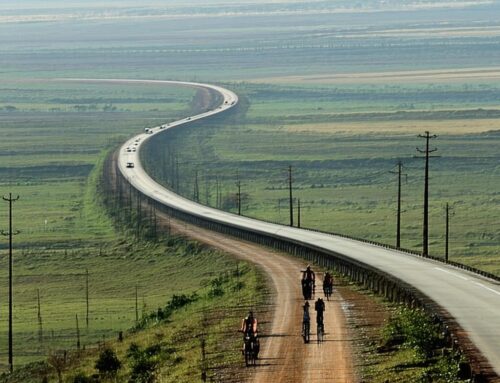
85 268 89 328
76 314 81 350
389 161 406 248
416 132 438 257
215 176 220 209
37 289 43 347
136 190 141 238
135 285 139 324
445 203 455 262
236 173 241 216
2 193 20 373
288 165 294 227
175 155 180 193
297 198 301 228
194 170 199 202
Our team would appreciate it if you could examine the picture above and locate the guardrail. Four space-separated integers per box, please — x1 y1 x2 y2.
112 158 493 382
112 83 497 382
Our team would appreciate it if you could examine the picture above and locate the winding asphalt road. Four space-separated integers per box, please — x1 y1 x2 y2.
65 79 500 377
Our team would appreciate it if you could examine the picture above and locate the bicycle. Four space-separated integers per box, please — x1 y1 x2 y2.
323 283 333 301
302 279 315 300
302 318 310 344
317 318 324 343
242 331 258 367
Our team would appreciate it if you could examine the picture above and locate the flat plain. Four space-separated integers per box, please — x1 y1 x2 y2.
0 0 499 372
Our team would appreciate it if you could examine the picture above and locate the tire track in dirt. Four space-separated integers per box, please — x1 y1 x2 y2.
157 214 356 382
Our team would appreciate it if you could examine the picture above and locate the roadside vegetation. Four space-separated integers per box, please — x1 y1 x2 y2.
0 237 265 382
337 278 469 383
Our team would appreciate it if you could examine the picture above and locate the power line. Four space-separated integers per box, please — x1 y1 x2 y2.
415 132 439 257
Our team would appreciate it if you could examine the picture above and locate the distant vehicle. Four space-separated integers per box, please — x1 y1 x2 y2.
126 147 132 152
186 117 191 120
132 148 136 152
160 125 165 129
145 128 153 134
126 162 134 168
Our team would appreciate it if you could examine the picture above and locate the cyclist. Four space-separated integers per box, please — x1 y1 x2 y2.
301 265 316 299
302 301 311 342
240 311 259 357
323 272 333 299
302 265 316 284
315 298 325 332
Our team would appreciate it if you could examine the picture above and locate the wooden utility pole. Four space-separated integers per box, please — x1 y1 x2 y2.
2 193 20 373
194 170 199 202
175 155 180 193
85 269 89 328
236 173 241 216
215 176 220 209
37 289 43 346
445 203 454 262
288 165 293 227
76 314 81 350
390 161 406 248
416 132 438 257
297 198 301 228
135 285 139 324
136 190 141 238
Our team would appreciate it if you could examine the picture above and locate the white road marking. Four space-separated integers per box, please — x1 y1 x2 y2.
434 267 469 281
474 282 500 297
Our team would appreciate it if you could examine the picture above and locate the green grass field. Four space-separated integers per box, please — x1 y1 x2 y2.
143 81 500 275
0 81 216 370
0 0 499 376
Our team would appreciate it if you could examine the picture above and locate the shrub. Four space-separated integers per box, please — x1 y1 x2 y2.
133 293 198 330
95 348 122 379
127 343 161 383
382 307 441 359
73 372 98 383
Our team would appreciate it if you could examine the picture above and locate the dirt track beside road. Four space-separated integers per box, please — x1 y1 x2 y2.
158 214 357 382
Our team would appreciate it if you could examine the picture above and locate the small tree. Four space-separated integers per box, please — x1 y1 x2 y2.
95 348 122 380
48 351 68 383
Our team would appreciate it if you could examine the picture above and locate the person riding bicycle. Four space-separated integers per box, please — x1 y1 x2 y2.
302 301 311 340
301 265 316 299
303 301 310 323
315 298 325 328
240 311 259 357
302 265 316 284
323 272 333 295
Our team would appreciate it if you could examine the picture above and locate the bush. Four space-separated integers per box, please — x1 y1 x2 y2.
133 293 198 330
127 343 161 383
382 307 441 359
95 348 122 378
73 372 99 383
